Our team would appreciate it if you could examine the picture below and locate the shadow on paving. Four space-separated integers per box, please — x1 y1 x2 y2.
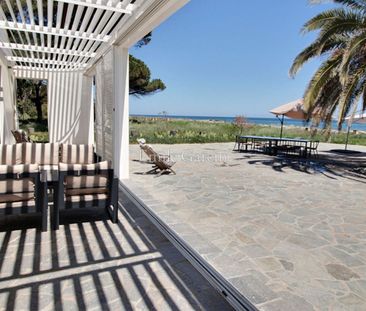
235 150 366 183
0 193 232 311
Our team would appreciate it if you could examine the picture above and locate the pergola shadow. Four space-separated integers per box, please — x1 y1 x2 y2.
0 192 230 310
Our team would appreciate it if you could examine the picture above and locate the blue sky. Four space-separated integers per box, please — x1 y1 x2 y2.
130 0 337 118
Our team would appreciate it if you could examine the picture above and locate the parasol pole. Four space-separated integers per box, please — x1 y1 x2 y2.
276 115 284 139
345 125 351 150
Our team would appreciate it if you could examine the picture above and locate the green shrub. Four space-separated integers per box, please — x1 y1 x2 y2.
30 132 49 143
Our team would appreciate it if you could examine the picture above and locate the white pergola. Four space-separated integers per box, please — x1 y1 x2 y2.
0 0 189 179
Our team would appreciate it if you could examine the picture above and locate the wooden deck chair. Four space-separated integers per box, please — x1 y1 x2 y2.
11 130 31 143
139 144 176 176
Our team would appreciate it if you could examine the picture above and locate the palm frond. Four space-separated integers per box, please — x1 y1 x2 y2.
308 76 342 128
302 8 361 33
315 14 365 48
332 0 366 11
290 36 347 77
310 0 366 10
303 53 343 111
337 73 363 126
339 33 366 79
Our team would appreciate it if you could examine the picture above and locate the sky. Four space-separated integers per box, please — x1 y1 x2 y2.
129 0 338 118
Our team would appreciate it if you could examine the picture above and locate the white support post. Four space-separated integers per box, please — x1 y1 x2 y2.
113 45 129 180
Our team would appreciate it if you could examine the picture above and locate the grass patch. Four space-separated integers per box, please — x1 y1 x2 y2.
130 117 366 146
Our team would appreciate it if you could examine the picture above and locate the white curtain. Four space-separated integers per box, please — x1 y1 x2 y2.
95 50 114 161
0 61 16 144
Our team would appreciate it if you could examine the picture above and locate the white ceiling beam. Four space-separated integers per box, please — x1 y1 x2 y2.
56 0 134 14
0 21 111 42
0 42 96 58
7 56 88 68
13 65 83 72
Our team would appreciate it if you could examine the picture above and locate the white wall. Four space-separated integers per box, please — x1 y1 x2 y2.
14 68 94 144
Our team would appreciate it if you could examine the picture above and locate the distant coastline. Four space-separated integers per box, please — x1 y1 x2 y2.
131 114 366 132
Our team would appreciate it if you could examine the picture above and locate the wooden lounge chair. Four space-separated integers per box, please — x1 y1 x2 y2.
139 144 176 176
11 129 31 143
53 161 118 230
0 164 47 231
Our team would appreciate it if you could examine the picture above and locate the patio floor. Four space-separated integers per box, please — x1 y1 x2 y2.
0 191 232 310
127 142 366 311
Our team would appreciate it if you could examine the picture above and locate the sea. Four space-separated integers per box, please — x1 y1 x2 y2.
131 114 366 132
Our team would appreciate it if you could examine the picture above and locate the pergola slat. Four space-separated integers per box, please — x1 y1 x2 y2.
2 1 32 64
0 42 96 58
72 0 123 66
63 7 96 67
14 0 38 62
56 0 134 14
54 3 75 69
13 65 84 72
0 0 137 70
25 0 42 66
7 56 87 68
0 0 175 72
0 21 111 43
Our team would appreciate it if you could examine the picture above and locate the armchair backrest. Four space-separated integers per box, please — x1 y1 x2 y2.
61 144 94 164
22 143 60 165
0 144 23 165
58 161 113 198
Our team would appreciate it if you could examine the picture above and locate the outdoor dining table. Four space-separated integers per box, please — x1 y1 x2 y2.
237 135 311 157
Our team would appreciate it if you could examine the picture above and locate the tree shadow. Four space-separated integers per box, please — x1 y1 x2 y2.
239 151 366 183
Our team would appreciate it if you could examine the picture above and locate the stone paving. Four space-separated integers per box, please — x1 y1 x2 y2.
127 142 366 311
0 190 232 311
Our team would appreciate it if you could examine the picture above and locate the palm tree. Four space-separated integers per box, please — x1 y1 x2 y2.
290 0 366 130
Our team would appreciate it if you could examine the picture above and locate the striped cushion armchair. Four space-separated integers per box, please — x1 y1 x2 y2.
53 161 118 230
22 142 60 182
0 164 48 231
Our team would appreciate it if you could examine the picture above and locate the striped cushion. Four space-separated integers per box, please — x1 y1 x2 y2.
61 144 94 164
65 176 108 189
0 192 34 203
66 193 108 203
60 161 110 195
59 161 110 173
66 187 108 196
0 179 34 194
22 143 60 165
0 144 23 165
0 164 38 202
0 164 39 174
